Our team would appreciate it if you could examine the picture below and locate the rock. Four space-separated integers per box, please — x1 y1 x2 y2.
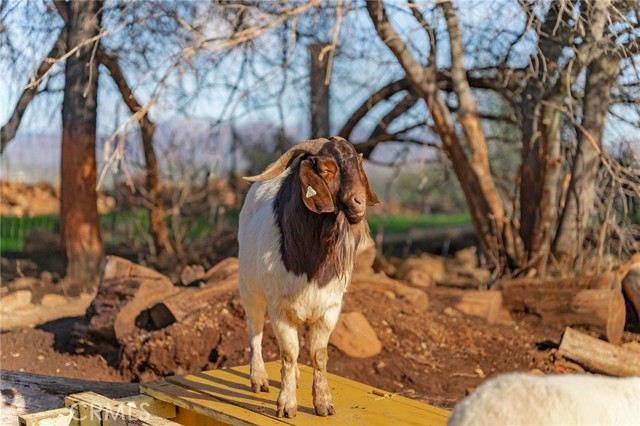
443 306 459 317
1 290 33 311
24 228 62 254
396 255 445 288
180 265 206 286
41 294 67 306
454 247 478 267
373 255 396 276
355 235 376 274
329 312 382 358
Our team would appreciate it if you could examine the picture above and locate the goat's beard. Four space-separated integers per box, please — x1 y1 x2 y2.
322 211 367 283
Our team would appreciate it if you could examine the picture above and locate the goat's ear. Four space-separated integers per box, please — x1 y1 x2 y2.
358 153 380 206
299 159 335 214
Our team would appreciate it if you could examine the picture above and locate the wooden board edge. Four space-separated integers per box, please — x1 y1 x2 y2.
19 407 73 426
141 380 288 426
65 391 181 426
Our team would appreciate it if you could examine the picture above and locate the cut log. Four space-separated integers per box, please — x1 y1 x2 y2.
145 276 237 329
499 285 626 344
202 257 239 283
145 258 239 329
0 370 138 426
454 291 503 324
558 327 640 377
83 256 179 349
0 293 94 331
429 287 504 323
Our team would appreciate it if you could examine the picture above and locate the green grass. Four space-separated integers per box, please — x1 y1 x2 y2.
367 212 471 234
0 208 242 252
0 214 59 252
1 210 470 252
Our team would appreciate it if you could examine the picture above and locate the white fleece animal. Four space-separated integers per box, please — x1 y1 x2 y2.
448 373 640 426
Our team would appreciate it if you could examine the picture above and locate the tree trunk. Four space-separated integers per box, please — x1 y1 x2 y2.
518 2 574 274
553 53 620 268
366 1 515 268
141 121 174 256
60 0 104 289
98 49 173 256
309 42 331 138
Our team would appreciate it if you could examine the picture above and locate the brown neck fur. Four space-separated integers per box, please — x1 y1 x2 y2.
274 161 368 286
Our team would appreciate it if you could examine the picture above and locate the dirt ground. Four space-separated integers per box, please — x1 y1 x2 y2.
2 251 639 411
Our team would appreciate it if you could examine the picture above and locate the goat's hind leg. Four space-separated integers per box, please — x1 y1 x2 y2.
239 281 269 393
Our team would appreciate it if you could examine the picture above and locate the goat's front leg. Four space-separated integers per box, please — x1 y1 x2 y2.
239 280 269 393
309 306 340 416
271 316 299 418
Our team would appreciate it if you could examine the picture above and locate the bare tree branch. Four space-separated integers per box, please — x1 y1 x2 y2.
1 27 66 152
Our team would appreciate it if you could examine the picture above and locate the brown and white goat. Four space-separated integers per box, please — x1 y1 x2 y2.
238 136 379 418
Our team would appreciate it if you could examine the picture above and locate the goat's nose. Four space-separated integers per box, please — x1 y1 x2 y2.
353 194 365 205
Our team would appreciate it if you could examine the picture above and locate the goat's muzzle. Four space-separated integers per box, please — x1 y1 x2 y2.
345 192 367 224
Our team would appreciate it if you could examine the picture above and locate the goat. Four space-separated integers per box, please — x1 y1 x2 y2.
448 373 640 426
237 136 379 418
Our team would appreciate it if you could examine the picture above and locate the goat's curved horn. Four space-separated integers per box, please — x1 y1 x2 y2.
242 138 329 182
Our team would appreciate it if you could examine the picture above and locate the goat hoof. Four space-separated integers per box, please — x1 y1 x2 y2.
276 401 297 418
251 381 269 393
250 373 269 393
314 403 335 417
276 405 297 418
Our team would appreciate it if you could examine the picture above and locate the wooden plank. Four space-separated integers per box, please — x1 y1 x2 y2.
64 392 180 426
141 381 284 426
153 362 449 426
116 394 176 419
19 408 73 426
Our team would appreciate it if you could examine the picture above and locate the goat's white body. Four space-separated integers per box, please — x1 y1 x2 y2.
238 168 355 417
448 373 640 426
238 171 350 325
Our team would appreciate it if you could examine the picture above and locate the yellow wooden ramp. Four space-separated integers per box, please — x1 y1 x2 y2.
141 361 450 426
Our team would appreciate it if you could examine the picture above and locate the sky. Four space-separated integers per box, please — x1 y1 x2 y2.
1 0 638 185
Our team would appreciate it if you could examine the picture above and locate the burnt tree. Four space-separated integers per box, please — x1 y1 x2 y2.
59 0 104 287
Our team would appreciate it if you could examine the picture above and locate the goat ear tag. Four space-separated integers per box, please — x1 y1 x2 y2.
305 185 317 198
